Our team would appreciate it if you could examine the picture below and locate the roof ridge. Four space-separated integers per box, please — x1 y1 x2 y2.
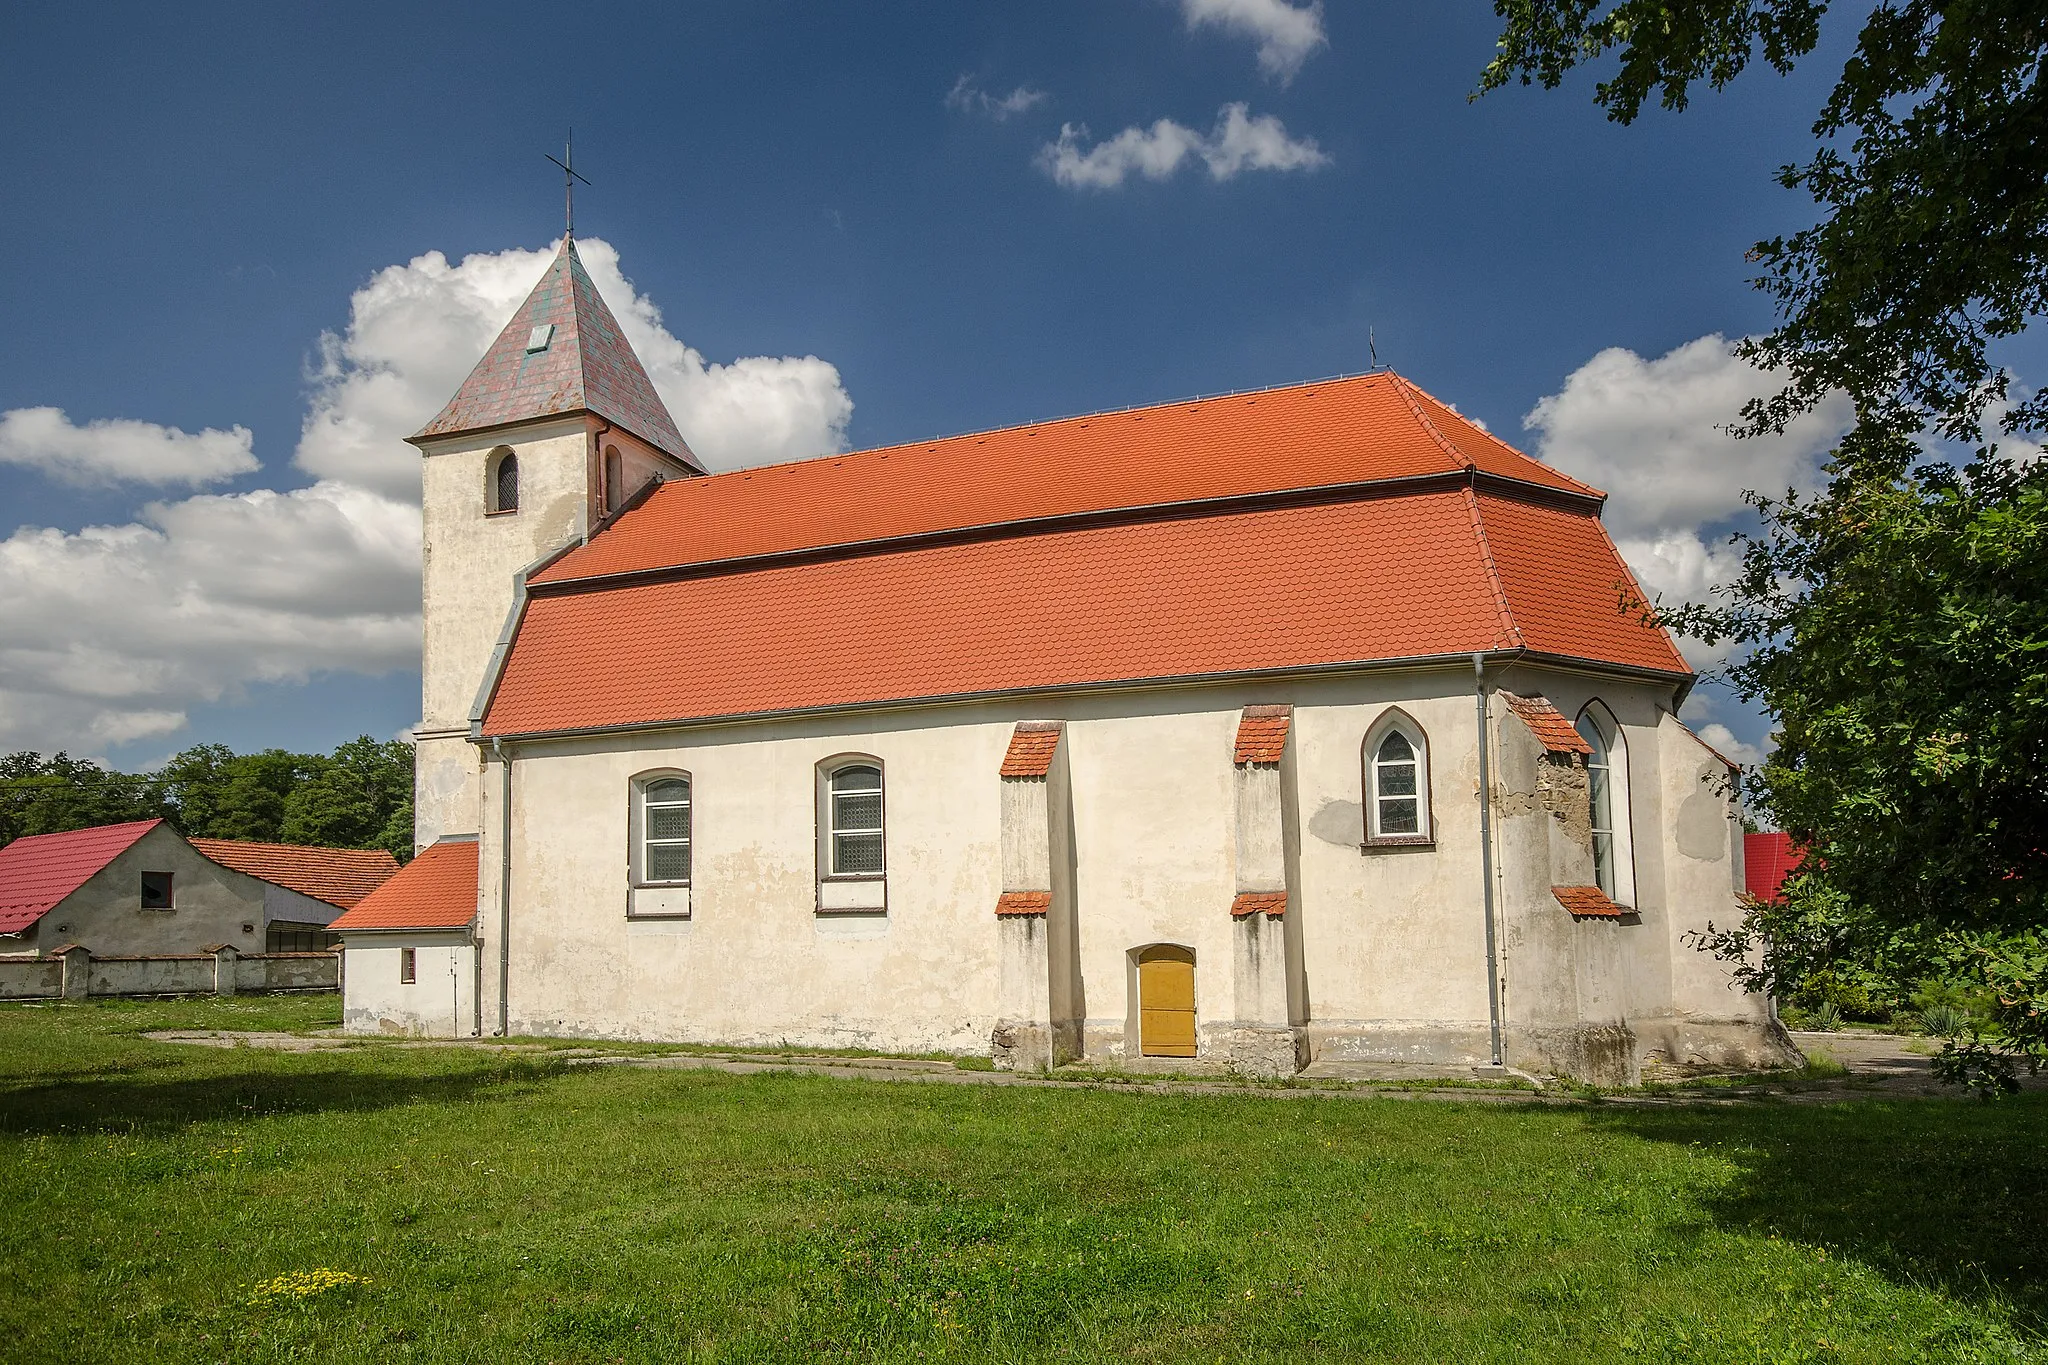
1462 485 1526 650
643 371 1408 497
1388 373 1476 478
1399 375 1606 499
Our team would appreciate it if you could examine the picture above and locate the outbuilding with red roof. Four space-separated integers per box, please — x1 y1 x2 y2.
0 821 398 958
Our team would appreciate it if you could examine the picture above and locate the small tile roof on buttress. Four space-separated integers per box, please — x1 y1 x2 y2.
327 839 480 932
412 238 699 468
481 371 1689 737
1234 706 1292 764
1501 693 1593 756
999 723 1063 778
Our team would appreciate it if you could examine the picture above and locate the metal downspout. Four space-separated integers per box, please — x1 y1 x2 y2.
1474 653 1504 1067
492 737 512 1036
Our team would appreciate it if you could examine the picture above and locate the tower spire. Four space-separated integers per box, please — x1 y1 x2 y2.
545 131 590 239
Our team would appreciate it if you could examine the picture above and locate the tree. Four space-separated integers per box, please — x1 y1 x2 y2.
1481 1 2048 1086
279 737 414 862
0 752 167 844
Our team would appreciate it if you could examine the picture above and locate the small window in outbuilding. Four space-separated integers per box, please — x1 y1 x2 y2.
140 871 174 909
490 449 520 514
400 947 417 984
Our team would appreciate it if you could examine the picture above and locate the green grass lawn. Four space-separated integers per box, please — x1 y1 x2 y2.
2 998 2043 1363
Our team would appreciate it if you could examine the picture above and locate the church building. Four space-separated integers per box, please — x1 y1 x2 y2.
329 236 1795 1085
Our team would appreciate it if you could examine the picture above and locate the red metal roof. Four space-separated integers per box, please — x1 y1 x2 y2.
999 723 1062 778
484 481 1686 737
328 839 480 932
1501 692 1594 756
1234 705 1292 764
412 238 698 468
1744 831 1804 902
530 371 1602 586
189 839 400 910
0 819 163 935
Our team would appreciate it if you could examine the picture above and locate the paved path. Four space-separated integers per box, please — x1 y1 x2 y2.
141 1027 2041 1105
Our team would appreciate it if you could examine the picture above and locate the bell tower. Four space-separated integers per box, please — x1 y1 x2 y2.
406 236 703 847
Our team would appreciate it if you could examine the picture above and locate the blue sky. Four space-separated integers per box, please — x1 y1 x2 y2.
0 1 1909 767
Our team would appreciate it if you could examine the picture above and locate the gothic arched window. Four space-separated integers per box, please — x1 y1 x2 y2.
1362 709 1433 845
1575 701 1636 904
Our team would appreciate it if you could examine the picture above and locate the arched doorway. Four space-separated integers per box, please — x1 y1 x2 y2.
1136 944 1197 1057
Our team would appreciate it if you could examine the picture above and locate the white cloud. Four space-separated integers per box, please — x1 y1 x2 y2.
1695 721 1767 768
1039 103 1328 189
0 407 257 488
1181 0 1327 83
0 481 419 752
295 235 853 496
946 76 1050 121
1524 334 1853 677
1524 334 1851 541
3 237 855 753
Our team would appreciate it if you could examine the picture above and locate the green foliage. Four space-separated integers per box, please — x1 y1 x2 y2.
0 737 415 862
1482 4 2048 1088
2 998 2045 1360
1805 1000 1844 1032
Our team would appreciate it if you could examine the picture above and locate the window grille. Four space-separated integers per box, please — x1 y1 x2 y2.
641 776 692 884
828 764 884 876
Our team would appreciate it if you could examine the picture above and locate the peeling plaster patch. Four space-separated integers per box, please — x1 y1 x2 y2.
1676 762 1729 860
1308 799 1364 847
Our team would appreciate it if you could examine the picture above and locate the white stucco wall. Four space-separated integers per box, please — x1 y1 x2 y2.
341 933 477 1036
455 663 1782 1072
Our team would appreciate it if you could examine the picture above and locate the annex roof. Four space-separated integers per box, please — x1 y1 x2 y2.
190 839 401 910
328 839 479 932
0 819 162 935
529 371 1601 586
412 238 699 468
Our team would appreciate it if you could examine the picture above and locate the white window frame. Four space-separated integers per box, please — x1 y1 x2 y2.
1575 700 1637 906
1362 710 1433 847
632 771 693 888
823 760 885 879
399 946 417 984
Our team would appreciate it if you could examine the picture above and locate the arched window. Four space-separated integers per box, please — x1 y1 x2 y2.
1362 710 1432 844
825 761 884 876
603 445 623 514
1575 702 1636 904
489 448 519 514
635 774 692 885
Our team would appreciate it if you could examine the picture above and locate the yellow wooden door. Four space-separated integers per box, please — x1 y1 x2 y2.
1138 950 1197 1057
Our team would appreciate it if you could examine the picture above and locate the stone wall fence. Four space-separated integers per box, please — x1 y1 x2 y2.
0 944 339 1001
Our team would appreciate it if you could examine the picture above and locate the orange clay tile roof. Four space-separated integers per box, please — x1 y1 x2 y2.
528 372 1602 586
1230 891 1289 918
999 722 1063 778
995 890 1052 916
1553 885 1626 918
190 839 400 910
328 839 479 932
1234 705 1292 763
0 819 162 935
484 483 1687 737
1500 693 1593 756
412 239 699 467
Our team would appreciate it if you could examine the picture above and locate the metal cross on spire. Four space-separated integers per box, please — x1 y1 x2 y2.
545 131 591 239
